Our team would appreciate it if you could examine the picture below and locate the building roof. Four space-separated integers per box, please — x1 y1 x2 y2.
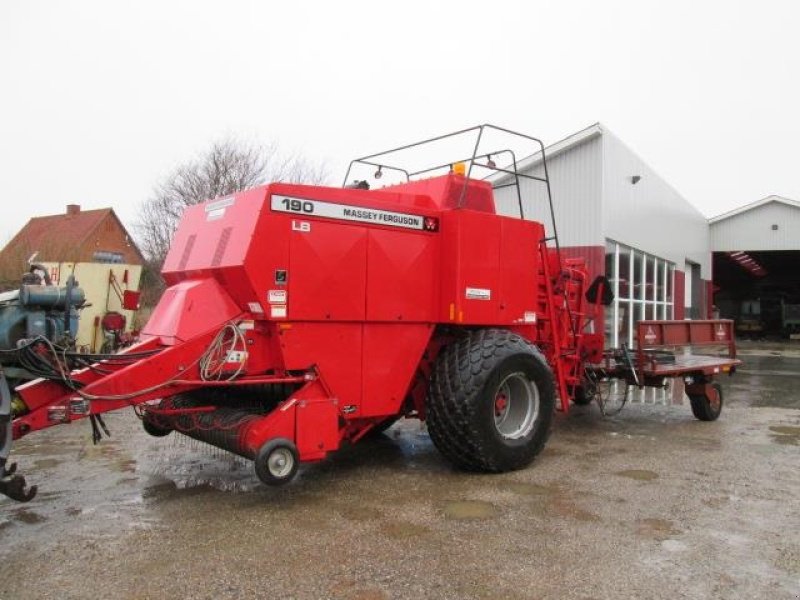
0 205 144 265
490 123 603 184
708 195 800 224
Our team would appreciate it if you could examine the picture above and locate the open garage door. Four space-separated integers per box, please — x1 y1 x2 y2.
713 250 800 338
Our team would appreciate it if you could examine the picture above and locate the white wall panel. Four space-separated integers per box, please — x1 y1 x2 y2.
710 201 800 251
601 130 711 279
493 135 603 247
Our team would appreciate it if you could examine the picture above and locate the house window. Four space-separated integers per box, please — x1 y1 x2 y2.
93 251 124 263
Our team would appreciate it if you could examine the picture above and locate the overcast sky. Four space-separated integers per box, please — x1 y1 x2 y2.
1 0 798 246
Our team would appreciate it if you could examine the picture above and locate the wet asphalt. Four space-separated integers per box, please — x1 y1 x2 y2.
0 351 798 599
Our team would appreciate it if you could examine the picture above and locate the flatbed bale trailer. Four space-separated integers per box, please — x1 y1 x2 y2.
582 320 740 417
0 125 741 502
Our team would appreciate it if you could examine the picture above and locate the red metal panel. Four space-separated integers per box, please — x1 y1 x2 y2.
381 174 495 212
365 228 437 321
141 278 242 344
637 320 736 356
498 218 542 325
295 398 340 461
162 188 266 280
443 210 501 324
288 219 367 321
279 323 363 410
360 323 433 417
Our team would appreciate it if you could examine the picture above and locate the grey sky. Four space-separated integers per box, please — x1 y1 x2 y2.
1 0 798 246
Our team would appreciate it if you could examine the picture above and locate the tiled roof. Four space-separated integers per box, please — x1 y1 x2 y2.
1 208 114 263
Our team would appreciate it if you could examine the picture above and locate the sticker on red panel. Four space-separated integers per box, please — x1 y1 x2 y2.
268 290 287 304
465 287 491 301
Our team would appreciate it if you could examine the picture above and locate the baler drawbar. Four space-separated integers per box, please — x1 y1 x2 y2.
0 125 739 502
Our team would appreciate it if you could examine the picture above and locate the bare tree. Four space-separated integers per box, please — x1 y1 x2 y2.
137 138 328 267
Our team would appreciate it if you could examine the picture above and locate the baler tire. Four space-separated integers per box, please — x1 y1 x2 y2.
426 329 555 473
142 418 172 437
689 382 723 422
254 438 299 486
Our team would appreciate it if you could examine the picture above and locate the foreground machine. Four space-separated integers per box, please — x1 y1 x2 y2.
0 126 740 501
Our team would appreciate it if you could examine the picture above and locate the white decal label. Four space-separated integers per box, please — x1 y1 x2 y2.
465 287 491 301
271 305 287 318
225 350 247 363
247 302 264 314
205 196 235 221
523 311 537 323
292 220 311 232
272 195 437 231
268 290 287 304
237 320 255 330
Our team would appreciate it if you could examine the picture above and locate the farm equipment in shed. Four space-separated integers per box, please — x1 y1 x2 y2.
0 125 740 503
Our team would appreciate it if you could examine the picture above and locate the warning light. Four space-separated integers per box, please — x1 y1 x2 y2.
453 162 466 176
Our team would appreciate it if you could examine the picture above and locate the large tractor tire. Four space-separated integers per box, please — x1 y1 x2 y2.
427 329 555 472
688 382 723 422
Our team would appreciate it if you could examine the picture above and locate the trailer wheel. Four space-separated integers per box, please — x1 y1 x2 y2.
689 382 723 422
254 438 299 486
427 329 555 472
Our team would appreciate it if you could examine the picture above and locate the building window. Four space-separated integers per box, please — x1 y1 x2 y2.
93 251 124 263
604 239 675 348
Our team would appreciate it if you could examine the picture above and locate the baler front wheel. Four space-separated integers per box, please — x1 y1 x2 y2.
427 329 555 473
142 419 172 438
254 438 299 486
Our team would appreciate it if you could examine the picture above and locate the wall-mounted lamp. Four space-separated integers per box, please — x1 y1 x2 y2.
631 175 641 184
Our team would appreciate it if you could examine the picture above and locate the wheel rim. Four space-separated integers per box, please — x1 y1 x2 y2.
267 447 295 478
493 372 539 439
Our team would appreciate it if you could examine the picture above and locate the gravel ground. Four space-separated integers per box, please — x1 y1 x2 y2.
0 353 798 599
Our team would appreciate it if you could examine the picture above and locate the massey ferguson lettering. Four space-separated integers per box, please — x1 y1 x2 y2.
271 195 437 232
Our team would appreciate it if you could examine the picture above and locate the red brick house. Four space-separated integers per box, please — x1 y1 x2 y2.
0 204 144 283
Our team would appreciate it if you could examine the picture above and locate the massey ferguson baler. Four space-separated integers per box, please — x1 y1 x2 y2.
0 125 740 502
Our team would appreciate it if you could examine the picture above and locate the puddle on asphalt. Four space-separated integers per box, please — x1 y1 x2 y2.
443 500 496 520
616 469 659 481
637 518 681 541
12 509 47 525
380 521 431 539
769 425 800 446
506 481 599 522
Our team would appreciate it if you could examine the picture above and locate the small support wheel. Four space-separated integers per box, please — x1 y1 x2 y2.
142 418 172 437
689 382 723 422
254 438 299 486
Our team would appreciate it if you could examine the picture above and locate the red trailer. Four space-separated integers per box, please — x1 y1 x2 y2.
0 125 739 502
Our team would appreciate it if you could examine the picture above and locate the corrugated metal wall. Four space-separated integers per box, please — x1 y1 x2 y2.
492 134 604 247
601 129 711 279
710 201 800 251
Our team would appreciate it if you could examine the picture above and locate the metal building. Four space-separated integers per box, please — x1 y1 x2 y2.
709 195 800 337
493 123 712 347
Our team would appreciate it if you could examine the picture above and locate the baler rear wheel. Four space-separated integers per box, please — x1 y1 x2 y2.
689 382 723 421
427 329 555 472
254 438 299 486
